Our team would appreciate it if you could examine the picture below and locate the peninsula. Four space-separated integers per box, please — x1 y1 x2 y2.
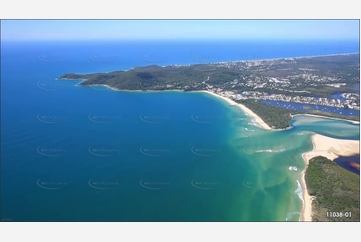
59 53 360 222
301 135 360 221
59 53 360 129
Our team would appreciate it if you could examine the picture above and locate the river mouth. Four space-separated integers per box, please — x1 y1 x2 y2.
334 155 360 175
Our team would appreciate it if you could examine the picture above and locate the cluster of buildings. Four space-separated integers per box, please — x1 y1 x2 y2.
161 57 360 111
205 88 360 110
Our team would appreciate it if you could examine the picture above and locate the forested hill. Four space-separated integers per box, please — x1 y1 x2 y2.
305 156 360 222
58 54 360 98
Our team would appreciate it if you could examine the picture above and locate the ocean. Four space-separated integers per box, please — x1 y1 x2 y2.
1 40 359 221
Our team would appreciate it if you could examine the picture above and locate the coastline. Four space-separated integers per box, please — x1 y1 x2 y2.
300 133 360 221
73 82 359 133
56 52 360 223
75 81 188 93
199 91 272 130
61 78 360 222
73 82 274 130
212 52 360 65
57 52 360 76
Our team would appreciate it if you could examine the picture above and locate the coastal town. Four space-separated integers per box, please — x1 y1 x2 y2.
164 55 360 110
60 53 360 113
59 53 360 223
205 89 360 110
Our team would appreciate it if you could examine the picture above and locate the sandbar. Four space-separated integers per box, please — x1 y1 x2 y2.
300 134 360 221
201 91 272 130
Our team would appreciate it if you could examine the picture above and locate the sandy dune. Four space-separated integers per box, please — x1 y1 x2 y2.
300 134 360 221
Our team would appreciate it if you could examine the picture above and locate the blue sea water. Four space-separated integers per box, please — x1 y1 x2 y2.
1 40 360 222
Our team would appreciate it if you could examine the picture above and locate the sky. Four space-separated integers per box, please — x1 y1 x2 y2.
1 20 359 41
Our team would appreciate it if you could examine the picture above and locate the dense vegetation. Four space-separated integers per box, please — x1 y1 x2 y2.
59 54 360 128
305 109 360 122
236 99 301 129
59 54 360 98
305 156 360 222
59 65 238 91
236 99 359 129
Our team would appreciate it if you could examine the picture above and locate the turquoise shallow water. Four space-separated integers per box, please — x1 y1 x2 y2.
1 84 359 221
1 40 359 222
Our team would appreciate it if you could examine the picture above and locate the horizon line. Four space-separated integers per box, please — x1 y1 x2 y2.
1 37 360 42
83 52 361 72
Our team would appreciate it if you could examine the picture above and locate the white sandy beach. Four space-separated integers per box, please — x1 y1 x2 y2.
300 134 360 221
202 90 360 222
76 84 273 130
59 55 360 223
201 91 272 130
75 83 122 92
303 134 360 162
69 81 360 222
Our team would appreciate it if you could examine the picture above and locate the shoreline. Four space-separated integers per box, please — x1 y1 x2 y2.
57 52 360 74
71 81 359 131
199 91 272 130
300 133 360 222
73 81 188 93
211 52 360 65
77 83 273 130
70 81 360 125
62 78 360 222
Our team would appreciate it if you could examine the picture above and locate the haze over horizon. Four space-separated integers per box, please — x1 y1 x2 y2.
1 20 359 41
